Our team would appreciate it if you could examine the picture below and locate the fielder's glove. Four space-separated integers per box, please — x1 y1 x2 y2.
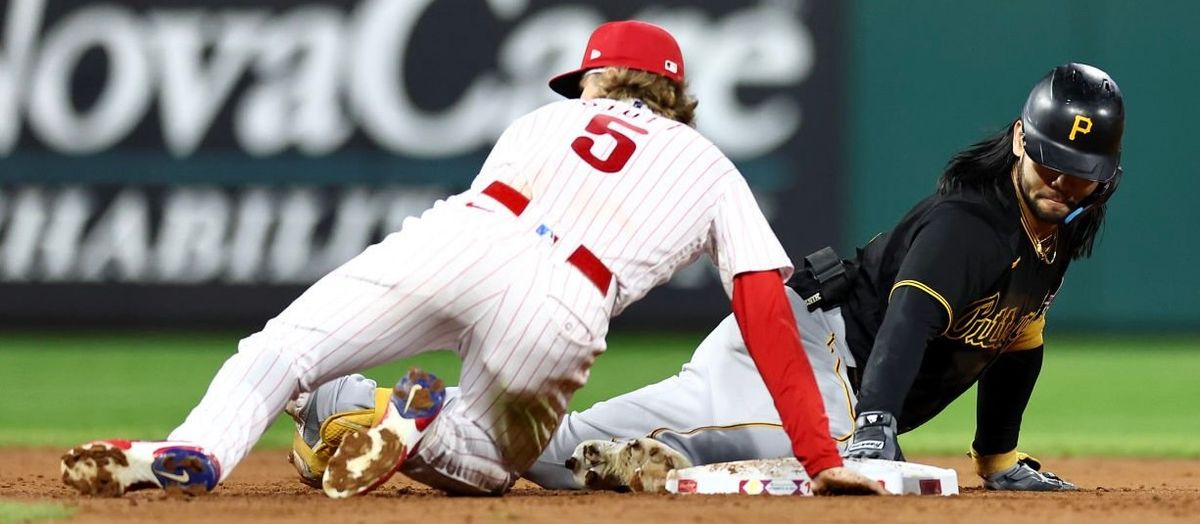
844 411 905 461
286 375 392 488
970 449 1077 491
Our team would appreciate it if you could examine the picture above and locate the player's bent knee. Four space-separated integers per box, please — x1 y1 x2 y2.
232 334 313 390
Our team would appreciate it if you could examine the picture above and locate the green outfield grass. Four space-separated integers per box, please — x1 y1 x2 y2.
1 330 1197 457
0 501 74 523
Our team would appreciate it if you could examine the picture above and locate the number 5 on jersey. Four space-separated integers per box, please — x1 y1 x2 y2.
571 115 648 173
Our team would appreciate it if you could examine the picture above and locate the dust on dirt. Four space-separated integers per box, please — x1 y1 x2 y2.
2 448 1197 524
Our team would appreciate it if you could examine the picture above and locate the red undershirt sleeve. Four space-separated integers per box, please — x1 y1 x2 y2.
731 270 843 477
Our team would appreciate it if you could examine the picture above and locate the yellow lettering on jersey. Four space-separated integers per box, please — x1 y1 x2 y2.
1008 315 1046 350
1069 115 1093 141
945 293 1041 350
1011 257 1021 269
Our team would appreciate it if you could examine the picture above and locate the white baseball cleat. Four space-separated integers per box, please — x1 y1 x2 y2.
566 438 692 493
321 404 413 498
60 440 221 497
321 368 444 498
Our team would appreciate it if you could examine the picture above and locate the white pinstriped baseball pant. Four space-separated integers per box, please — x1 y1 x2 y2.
169 201 613 494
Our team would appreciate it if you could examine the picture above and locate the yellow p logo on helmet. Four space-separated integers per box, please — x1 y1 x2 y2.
1069 115 1093 141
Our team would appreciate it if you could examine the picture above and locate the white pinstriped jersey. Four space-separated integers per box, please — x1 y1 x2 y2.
464 98 793 315
167 98 797 492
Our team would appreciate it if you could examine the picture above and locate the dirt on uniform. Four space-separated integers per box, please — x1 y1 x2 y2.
2 448 1197 524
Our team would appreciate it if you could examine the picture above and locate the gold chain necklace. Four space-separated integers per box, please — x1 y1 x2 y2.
1031 226 1058 264
1013 163 1059 265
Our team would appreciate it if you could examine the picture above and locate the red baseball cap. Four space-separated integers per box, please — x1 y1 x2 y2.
549 20 685 99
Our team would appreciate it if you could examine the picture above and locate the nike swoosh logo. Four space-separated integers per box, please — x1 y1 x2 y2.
403 384 424 414
156 468 191 484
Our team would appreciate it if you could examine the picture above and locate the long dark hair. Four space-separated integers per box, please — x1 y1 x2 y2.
936 121 1108 260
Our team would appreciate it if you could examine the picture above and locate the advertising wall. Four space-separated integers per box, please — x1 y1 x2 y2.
0 0 844 327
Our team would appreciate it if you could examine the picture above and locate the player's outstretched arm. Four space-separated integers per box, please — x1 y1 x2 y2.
730 270 885 495
973 346 1043 457
970 346 1076 490
844 286 948 460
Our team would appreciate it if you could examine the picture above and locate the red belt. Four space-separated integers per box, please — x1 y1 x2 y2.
480 181 613 297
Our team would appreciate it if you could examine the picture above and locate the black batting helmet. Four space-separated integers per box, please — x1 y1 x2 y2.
1021 63 1124 183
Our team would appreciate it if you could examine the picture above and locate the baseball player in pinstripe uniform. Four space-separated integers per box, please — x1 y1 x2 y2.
61 20 884 498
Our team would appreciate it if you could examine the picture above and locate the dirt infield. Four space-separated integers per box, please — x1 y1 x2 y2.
2 448 1197 524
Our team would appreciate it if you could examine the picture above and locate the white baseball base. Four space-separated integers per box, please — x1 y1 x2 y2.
665 458 958 496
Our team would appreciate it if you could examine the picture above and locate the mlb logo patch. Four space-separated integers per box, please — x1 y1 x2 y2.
664 60 678 73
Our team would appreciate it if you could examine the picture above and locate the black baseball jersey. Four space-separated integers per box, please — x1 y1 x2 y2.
837 183 1068 434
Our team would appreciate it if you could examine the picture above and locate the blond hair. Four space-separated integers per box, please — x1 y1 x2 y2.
588 67 698 126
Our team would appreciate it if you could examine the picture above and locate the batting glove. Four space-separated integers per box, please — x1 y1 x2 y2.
972 449 1077 491
843 411 905 461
